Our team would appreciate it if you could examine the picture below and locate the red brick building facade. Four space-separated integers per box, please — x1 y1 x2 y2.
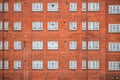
0 0 120 80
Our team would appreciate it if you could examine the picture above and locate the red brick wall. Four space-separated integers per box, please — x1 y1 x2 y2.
0 0 120 80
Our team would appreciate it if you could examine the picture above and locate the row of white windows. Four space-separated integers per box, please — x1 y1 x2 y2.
0 41 120 51
0 22 99 31
0 60 99 70
0 2 120 14
0 2 99 12
0 22 120 33
0 60 120 70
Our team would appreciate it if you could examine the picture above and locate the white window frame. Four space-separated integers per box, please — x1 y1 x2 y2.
0 22 8 30
0 22 2 30
88 22 99 30
14 22 21 30
32 60 43 69
82 60 86 69
0 41 2 50
109 61 120 70
48 22 58 30
88 60 99 69
48 3 58 11
14 3 21 12
82 22 86 30
0 60 8 69
109 42 120 51
82 2 86 11
32 22 43 30
82 41 86 50
0 3 2 11
48 61 58 69
4 41 8 50
32 41 43 50
69 41 77 50
69 22 77 30
4 3 8 12
88 41 99 50
4 60 8 69
14 60 21 69
69 61 77 69
88 3 99 11
109 24 120 33
48 41 58 50
14 41 22 50
0 61 2 69
4 22 8 30
70 3 77 11
32 3 43 12
109 5 120 14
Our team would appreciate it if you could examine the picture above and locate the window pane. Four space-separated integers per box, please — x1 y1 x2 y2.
32 22 43 30
48 22 58 30
32 3 43 11
48 3 58 11
70 3 77 11
48 61 58 69
14 3 21 11
32 41 43 50
48 41 58 50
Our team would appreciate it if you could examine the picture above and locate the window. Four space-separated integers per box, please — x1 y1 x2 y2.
0 3 2 11
14 60 21 69
82 2 86 11
109 5 120 14
82 60 99 69
0 41 8 50
82 22 86 30
0 61 2 69
0 22 2 30
69 61 77 69
14 22 21 30
82 60 86 69
32 3 43 11
109 42 120 51
4 60 8 69
0 60 9 69
4 41 8 50
70 3 77 11
82 22 99 30
48 41 58 50
88 3 99 11
69 41 77 50
4 3 8 12
82 41 99 50
88 22 99 30
0 41 2 50
32 22 43 30
32 60 43 69
48 61 58 69
88 61 99 69
48 3 58 11
82 41 86 50
109 24 120 33
69 22 77 30
88 41 99 50
14 3 21 11
14 41 22 50
32 41 43 50
109 61 120 70
4 22 8 30
48 22 58 30
0 22 8 30
0 3 8 11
